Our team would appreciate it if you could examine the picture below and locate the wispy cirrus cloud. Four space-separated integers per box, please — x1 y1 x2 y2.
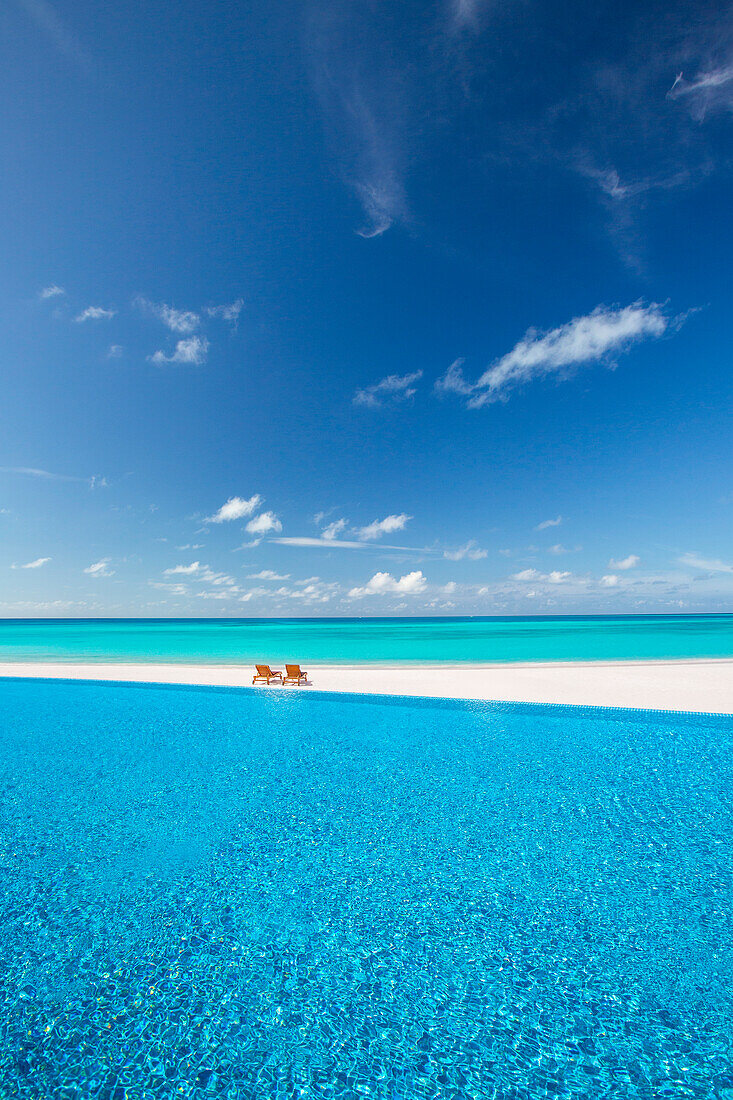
207 299 244 326
39 284 65 299
205 495 262 523
678 552 733 574
74 306 116 322
13 0 92 69
271 536 428 552
444 540 488 561
450 0 491 33
135 297 200 334
308 4 408 238
436 302 675 407
84 559 114 577
0 465 106 487
12 557 51 569
149 336 209 366
353 370 422 408
535 516 562 531
668 62 733 120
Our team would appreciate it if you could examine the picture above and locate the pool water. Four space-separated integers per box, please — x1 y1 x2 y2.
1 679 732 1098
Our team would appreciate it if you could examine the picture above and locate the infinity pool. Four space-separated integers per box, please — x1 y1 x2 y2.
1 679 732 1098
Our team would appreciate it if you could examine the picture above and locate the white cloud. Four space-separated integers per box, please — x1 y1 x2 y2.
75 306 116 322
246 511 282 535
12 557 51 569
176 544 204 551
349 570 427 598
678 553 733 574
601 574 619 587
435 302 673 407
149 581 189 596
271 535 426 552
14 0 91 68
164 561 201 575
451 0 489 31
354 370 422 408
136 297 200 334
512 568 538 581
535 516 562 531
205 494 262 523
40 285 65 299
149 336 209 366
247 570 290 581
273 537 379 549
309 10 407 238
668 63 733 120
444 540 488 561
84 559 114 577
609 554 640 570
0 465 104 487
107 345 123 358
207 299 244 325
357 513 411 540
322 518 348 540
511 567 571 584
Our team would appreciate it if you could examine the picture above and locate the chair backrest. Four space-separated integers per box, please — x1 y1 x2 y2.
256 664 272 675
285 664 302 676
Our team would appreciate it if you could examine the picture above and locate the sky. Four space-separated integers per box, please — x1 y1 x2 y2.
1 0 732 617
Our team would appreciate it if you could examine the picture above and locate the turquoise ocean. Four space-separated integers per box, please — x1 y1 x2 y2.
1 615 733 665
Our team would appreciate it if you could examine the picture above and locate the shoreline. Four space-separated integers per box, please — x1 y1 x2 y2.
2 658 732 714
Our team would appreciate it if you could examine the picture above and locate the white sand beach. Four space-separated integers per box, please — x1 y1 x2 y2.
1 658 732 714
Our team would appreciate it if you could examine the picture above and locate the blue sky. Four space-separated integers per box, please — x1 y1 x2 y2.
1 0 732 616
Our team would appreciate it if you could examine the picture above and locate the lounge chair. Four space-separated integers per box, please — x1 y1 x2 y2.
252 664 282 684
283 664 308 686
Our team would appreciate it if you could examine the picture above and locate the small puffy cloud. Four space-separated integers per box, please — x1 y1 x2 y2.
246 511 282 535
40 285 65 299
535 516 562 531
149 336 209 365
511 567 571 584
512 568 539 581
357 513 411 541
84 559 114 577
75 306 116 322
107 345 123 358
206 495 262 523
354 371 422 408
246 570 290 581
436 302 674 407
322 518 348 540
207 299 244 325
12 557 51 569
349 570 427 598
609 554 640 570
136 297 200 334
678 553 733 574
444 540 488 561
164 561 201 575
600 574 619 587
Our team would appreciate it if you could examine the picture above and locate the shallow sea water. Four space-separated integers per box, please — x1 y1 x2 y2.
1 679 732 1099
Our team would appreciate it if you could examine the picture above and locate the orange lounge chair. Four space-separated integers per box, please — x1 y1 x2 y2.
252 664 282 684
283 664 308 686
